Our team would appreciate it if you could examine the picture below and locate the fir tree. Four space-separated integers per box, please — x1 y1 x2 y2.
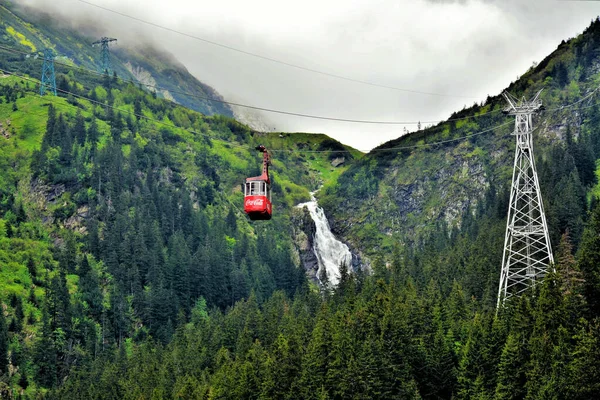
577 203 600 316
495 333 527 400
0 304 7 375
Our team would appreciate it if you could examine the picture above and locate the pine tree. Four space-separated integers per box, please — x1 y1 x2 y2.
300 304 332 398
47 270 73 335
79 255 103 320
318 267 330 295
34 308 57 387
72 110 86 145
261 334 298 399
52 114 67 149
11 296 24 333
167 232 192 313
422 319 456 398
495 333 527 400
577 203 600 316
0 304 7 375
568 320 600 399
86 117 99 154
225 207 237 235
456 314 488 399
525 273 567 399
557 232 585 297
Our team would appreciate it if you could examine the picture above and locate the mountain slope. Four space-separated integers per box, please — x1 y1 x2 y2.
0 6 598 400
0 58 358 395
0 2 233 117
320 18 600 261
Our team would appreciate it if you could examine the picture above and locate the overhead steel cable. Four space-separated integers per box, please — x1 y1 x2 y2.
0 68 250 150
368 121 515 153
544 85 600 111
1 67 596 155
72 0 478 99
0 67 509 154
0 44 500 125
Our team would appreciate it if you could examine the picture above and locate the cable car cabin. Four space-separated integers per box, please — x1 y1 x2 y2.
244 145 272 220
244 180 272 220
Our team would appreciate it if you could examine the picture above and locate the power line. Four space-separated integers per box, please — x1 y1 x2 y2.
73 0 478 99
369 121 514 153
0 44 501 125
2 67 596 156
0 67 249 149
0 67 510 154
545 86 600 111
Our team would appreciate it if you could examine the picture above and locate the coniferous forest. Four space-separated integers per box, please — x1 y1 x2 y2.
0 3 600 400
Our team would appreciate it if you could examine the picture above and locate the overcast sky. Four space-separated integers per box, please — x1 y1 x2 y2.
16 0 600 150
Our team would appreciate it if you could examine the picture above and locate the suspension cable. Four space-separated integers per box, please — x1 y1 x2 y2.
73 0 478 99
0 44 499 125
1 67 596 155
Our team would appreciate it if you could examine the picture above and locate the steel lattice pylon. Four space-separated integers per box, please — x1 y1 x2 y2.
40 48 57 96
497 90 554 308
92 37 117 74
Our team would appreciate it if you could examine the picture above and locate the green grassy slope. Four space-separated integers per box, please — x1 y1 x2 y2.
0 75 356 217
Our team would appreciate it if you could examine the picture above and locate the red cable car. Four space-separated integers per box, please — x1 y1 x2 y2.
244 145 272 220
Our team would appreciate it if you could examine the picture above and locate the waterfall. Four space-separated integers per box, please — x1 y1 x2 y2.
297 192 352 286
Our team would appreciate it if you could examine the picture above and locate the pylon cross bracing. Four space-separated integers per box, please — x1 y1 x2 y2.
92 37 117 74
497 90 554 308
40 48 57 96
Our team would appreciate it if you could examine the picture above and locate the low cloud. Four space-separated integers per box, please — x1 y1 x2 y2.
12 0 600 150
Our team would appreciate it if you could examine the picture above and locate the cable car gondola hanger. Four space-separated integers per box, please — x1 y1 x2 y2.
244 145 272 220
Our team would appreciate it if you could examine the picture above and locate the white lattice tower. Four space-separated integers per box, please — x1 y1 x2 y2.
497 90 554 308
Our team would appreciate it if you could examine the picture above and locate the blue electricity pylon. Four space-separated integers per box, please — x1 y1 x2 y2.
40 48 57 96
92 37 117 74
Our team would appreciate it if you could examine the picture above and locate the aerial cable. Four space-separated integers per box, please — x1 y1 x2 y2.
269 121 514 153
0 67 506 154
369 121 515 152
0 67 247 150
367 87 600 152
2 67 596 155
0 44 501 125
73 0 477 99
544 86 600 111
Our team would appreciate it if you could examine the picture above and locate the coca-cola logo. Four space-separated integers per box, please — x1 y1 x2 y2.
246 198 264 206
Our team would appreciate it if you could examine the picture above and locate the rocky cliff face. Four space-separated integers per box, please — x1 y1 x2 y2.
291 206 319 282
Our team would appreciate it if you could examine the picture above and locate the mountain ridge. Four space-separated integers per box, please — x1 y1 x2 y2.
0 2 234 118
319 18 600 262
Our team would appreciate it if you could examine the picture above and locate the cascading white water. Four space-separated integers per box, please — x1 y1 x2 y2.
297 193 352 286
